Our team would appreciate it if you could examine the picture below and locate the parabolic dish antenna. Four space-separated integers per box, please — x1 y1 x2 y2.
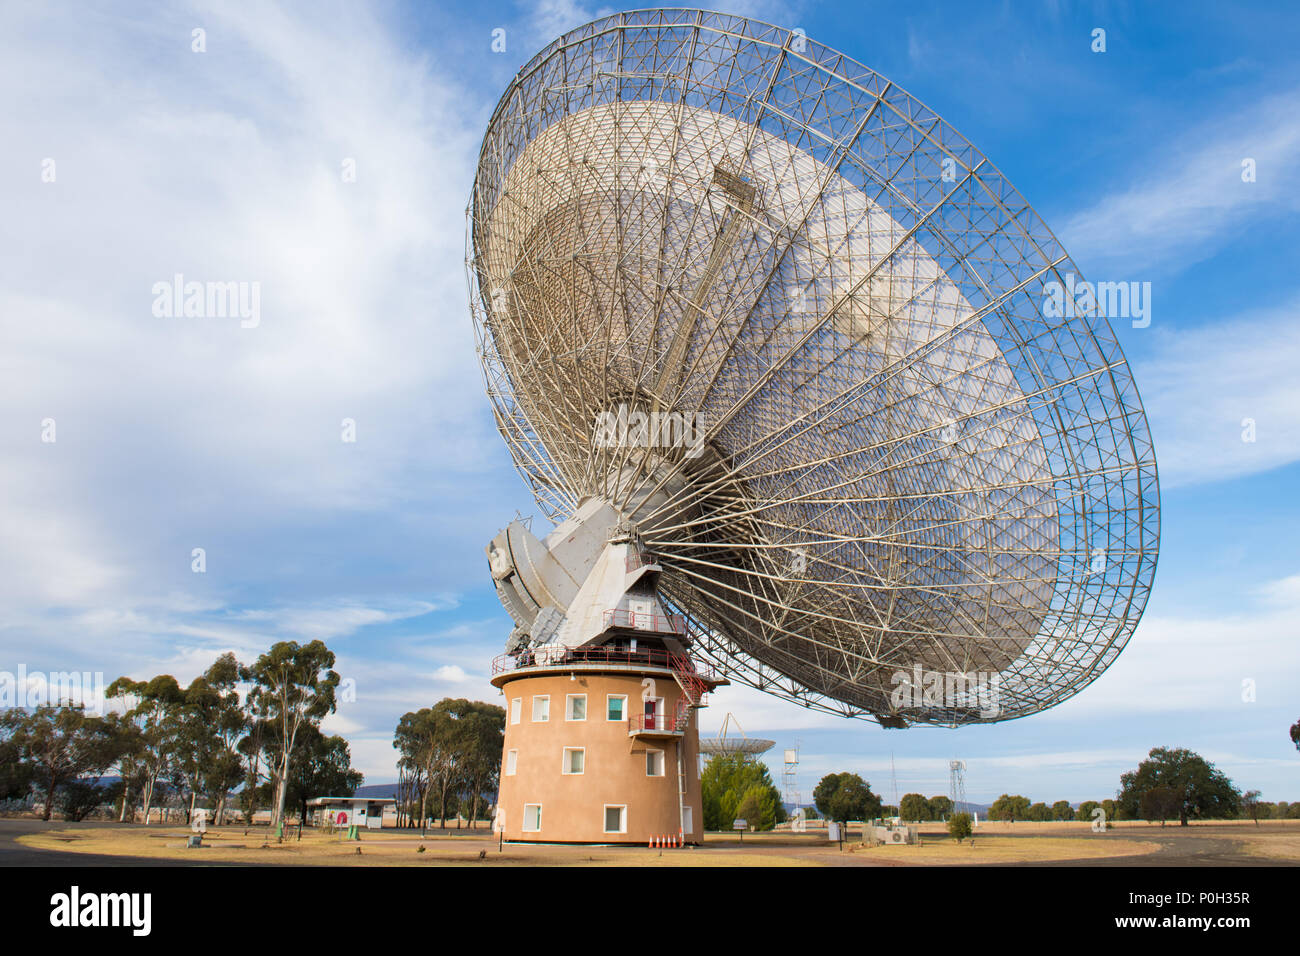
469 9 1158 727
698 712 775 756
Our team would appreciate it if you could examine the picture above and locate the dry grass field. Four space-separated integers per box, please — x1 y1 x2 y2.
17 825 817 867
14 817 1300 866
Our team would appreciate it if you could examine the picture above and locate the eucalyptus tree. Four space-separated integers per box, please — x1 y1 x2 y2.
191 653 247 824
6 705 121 820
394 699 504 829
105 675 186 824
244 641 340 833
271 723 364 826
457 703 505 827
0 710 35 801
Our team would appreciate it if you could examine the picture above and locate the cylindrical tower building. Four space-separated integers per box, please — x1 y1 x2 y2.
491 643 723 844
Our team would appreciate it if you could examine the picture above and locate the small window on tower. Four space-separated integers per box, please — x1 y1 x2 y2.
563 747 585 775
604 805 626 833
567 694 586 720
607 695 626 721
646 750 664 776
532 696 549 722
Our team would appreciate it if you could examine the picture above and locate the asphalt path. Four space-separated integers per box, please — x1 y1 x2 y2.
0 819 236 867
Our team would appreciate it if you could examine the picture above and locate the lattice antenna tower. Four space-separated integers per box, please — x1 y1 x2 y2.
782 744 800 809
949 760 968 814
890 752 899 809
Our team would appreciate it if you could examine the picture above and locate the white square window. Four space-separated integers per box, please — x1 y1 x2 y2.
563 747 585 775
523 804 542 832
532 696 549 722
510 698 521 724
604 805 627 834
505 749 517 776
607 695 626 721
646 750 664 777
566 694 586 721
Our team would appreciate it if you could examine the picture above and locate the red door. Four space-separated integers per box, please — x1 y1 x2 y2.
644 698 658 732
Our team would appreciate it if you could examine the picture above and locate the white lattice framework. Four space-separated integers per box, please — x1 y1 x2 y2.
466 9 1159 726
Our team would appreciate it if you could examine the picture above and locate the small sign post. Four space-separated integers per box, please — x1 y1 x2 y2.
732 818 747 843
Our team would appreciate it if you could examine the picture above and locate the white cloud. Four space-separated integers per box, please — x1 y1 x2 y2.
1040 572 1300 720
233 600 442 641
1060 88 1300 275
430 664 469 682
0 0 506 626
1135 298 1300 486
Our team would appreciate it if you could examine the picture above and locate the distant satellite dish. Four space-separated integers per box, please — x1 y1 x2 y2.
698 712 774 756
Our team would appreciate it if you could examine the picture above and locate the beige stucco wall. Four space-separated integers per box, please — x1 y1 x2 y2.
494 667 704 844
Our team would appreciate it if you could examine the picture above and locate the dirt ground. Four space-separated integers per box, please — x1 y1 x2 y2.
10 818 1299 867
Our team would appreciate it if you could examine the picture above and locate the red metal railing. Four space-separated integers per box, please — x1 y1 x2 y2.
601 608 687 634
628 700 692 735
491 644 715 689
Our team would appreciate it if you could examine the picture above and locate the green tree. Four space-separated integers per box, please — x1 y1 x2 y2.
1077 800 1101 824
458 703 506 828
105 674 186 824
1138 785 1181 825
1051 800 1075 821
701 754 784 831
275 724 363 826
192 653 247 825
899 793 929 821
1118 747 1241 826
0 711 36 800
989 793 1031 823
1026 801 1052 822
734 788 764 830
1241 790 1263 827
58 779 108 822
947 811 973 842
5 705 122 820
812 772 881 825
394 698 504 829
245 640 341 833
927 795 953 820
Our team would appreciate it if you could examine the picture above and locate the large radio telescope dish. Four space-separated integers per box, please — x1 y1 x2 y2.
468 9 1159 726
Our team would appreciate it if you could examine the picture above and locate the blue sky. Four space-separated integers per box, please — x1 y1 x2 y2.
3 0 1299 807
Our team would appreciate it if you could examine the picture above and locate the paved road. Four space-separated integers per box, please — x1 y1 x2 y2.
1023 827 1288 867
906 824 1295 867
0 819 235 867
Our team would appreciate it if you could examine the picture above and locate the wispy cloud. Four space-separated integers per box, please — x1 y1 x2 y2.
1041 571 1300 720
232 600 444 641
1136 297 1300 487
0 2 527 655
1060 88 1300 275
